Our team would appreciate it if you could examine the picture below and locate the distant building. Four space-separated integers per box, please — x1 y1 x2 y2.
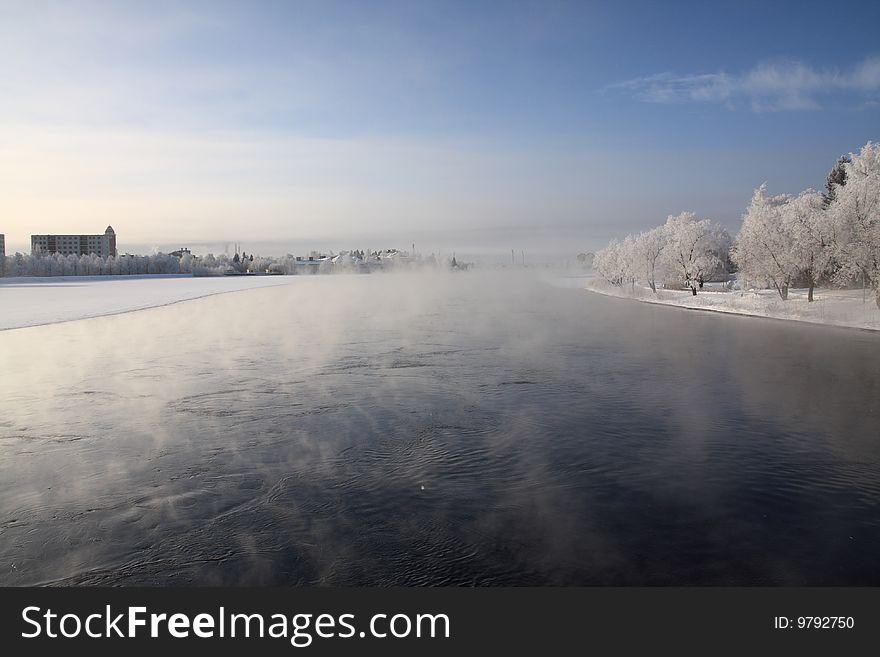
32 226 117 258
170 247 192 258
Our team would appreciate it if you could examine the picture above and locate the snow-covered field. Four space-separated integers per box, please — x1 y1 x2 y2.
585 277 880 332
0 275 295 330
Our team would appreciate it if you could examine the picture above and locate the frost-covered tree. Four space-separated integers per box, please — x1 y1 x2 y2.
661 212 725 295
179 251 194 274
787 190 835 301
732 185 800 300
594 239 629 286
831 142 880 308
620 234 639 290
593 241 615 284
633 225 667 292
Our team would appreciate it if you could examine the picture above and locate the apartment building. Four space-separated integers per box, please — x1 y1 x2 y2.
31 226 117 258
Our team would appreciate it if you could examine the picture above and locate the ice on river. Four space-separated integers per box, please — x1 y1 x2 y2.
0 275 294 330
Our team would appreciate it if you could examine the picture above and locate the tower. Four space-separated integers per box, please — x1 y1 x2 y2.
105 225 117 257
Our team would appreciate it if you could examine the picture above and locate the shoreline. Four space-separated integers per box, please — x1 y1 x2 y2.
584 277 880 333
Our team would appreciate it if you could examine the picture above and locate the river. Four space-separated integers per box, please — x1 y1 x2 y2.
1 270 878 585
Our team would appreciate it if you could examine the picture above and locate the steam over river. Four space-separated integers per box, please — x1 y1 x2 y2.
1 271 878 585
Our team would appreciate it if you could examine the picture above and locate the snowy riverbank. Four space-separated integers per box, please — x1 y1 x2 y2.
585 277 880 332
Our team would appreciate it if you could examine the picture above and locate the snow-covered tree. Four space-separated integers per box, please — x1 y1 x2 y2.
620 234 639 290
786 189 835 301
179 251 194 273
661 212 725 295
594 239 629 286
732 185 800 300
633 225 667 293
831 142 880 308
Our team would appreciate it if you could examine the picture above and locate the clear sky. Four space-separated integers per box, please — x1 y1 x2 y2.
1 0 879 257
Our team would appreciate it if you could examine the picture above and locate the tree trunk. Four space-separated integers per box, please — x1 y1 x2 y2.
691 285 697 296
649 280 656 293
876 289 880 311
781 284 788 301
804 268 815 302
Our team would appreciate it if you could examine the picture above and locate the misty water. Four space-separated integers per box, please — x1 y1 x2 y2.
1 271 879 585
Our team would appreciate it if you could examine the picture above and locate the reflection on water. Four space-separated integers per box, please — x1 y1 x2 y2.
0 271 878 585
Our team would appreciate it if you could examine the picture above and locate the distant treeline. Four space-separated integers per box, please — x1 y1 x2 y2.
1 251 196 277
0 249 450 278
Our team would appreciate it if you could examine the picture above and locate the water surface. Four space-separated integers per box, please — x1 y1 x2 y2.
1 271 878 585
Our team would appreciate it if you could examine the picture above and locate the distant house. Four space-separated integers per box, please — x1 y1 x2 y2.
293 256 322 274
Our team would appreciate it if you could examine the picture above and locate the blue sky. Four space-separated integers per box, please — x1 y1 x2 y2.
1 0 878 256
